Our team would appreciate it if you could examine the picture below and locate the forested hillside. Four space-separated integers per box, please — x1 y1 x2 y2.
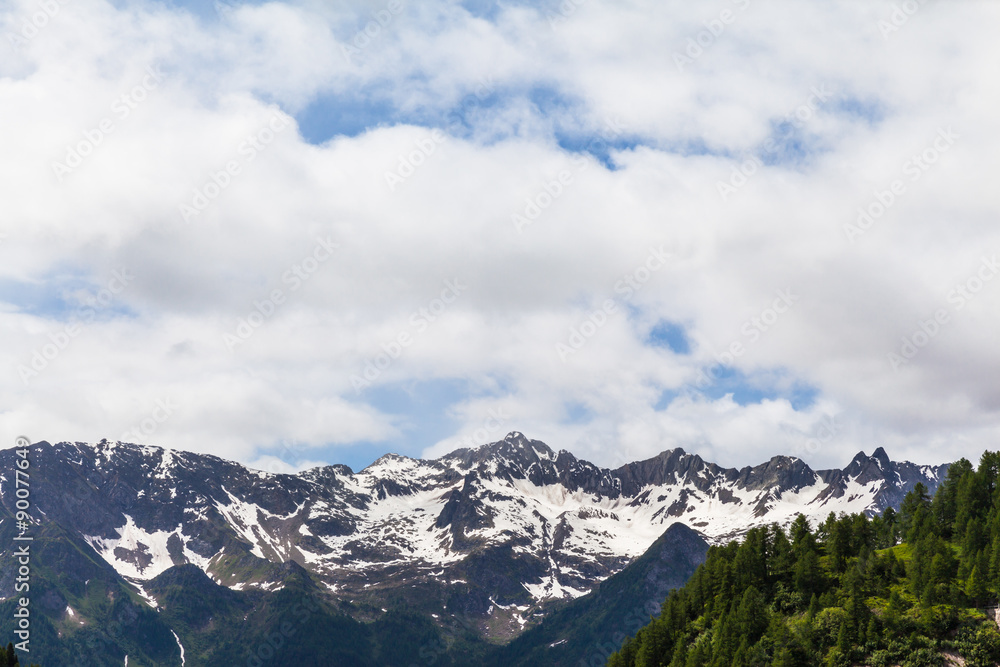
609 452 1000 667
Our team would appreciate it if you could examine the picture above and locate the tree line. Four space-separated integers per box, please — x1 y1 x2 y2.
608 452 1000 667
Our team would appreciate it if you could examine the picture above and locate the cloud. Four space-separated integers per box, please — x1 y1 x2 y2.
1 0 998 472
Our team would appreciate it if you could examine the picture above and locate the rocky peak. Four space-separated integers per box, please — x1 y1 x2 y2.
441 432 557 473
843 450 892 485
871 446 891 469
735 455 817 492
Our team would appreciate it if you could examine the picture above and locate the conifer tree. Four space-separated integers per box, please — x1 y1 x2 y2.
794 547 823 599
736 586 769 643
790 514 812 550
900 482 932 540
807 593 821 619
836 621 852 657
966 563 988 607
865 618 878 648
879 506 899 547
710 606 738 667
668 635 688 667
934 457 972 537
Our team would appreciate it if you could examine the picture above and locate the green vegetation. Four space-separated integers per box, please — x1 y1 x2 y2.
479 523 708 667
1 640 40 666
608 452 1000 667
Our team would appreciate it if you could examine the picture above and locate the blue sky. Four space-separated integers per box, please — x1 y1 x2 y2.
2 0 998 473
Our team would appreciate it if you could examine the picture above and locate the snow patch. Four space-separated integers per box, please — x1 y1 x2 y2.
84 515 179 580
172 630 186 666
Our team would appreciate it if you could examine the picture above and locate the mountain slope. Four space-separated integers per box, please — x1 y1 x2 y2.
609 453 1000 667
0 433 948 646
479 522 710 667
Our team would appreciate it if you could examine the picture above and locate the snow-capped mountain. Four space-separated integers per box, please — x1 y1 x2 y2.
0 433 947 638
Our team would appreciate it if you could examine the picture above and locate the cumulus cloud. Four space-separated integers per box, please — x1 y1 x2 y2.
1 0 998 472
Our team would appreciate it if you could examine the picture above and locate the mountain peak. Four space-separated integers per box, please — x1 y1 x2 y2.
735 454 817 491
842 448 894 485
437 432 557 472
849 450 870 465
872 446 891 467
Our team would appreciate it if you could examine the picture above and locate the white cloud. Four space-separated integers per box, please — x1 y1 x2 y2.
1 0 998 472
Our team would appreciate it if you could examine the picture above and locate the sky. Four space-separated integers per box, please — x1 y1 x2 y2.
1 0 998 475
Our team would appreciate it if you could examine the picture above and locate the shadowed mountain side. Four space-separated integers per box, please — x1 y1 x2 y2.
477 523 710 667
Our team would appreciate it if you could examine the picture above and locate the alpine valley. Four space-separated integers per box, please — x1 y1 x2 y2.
0 432 948 666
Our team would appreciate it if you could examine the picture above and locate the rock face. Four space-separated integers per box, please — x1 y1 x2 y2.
486 522 711 667
0 432 948 638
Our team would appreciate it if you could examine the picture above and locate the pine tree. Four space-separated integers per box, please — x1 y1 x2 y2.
731 637 750 667
668 635 689 667
636 617 670 667
731 529 768 594
685 639 710 667
710 606 738 667
921 579 936 607
933 457 972 537
791 514 812 549
794 547 823 599
807 593 821 619
965 521 988 556
736 586 769 643
865 618 878 649
880 506 899 547
828 517 852 573
888 589 906 614
990 536 1000 588
966 563 988 607
900 482 932 540
770 525 795 588
836 621 852 657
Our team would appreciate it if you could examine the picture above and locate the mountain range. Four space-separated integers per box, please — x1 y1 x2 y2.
0 432 948 665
